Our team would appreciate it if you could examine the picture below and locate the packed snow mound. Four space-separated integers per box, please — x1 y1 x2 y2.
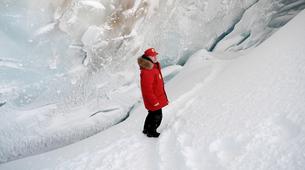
1 8 305 170
165 9 305 170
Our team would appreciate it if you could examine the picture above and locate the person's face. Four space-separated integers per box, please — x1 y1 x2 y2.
149 55 158 63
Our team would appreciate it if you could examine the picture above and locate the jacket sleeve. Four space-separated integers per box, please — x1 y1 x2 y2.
140 70 159 105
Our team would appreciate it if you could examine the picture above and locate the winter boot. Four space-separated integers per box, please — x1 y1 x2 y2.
146 131 160 138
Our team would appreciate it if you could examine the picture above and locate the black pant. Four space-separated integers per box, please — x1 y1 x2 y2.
143 109 163 133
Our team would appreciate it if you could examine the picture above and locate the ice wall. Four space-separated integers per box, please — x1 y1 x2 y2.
1 0 305 109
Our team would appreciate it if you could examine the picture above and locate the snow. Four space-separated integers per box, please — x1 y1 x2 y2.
0 77 140 163
78 1 106 10
0 59 23 70
1 0 305 167
161 65 183 83
58 0 108 40
34 23 57 36
1 7 305 170
81 26 104 47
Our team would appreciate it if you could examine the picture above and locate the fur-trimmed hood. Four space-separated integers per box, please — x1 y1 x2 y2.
138 57 154 70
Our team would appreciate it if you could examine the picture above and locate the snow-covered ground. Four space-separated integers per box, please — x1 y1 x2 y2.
1 8 305 170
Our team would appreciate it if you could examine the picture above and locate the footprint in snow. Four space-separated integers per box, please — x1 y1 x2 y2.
273 116 301 140
209 136 244 164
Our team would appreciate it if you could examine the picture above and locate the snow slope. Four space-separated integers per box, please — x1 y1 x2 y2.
1 8 305 170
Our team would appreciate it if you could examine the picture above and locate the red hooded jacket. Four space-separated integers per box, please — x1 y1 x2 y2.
138 56 169 111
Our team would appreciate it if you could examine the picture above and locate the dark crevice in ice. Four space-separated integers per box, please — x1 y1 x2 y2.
90 108 120 117
208 0 259 52
278 0 305 13
0 102 6 107
114 102 140 125
268 0 305 28
237 32 251 46
224 32 251 51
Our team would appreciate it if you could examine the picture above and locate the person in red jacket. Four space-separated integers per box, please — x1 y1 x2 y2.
137 48 169 137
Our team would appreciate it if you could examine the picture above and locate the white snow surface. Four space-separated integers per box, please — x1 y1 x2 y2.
1 9 305 170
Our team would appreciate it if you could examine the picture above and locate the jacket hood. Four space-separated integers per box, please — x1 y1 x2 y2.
138 57 154 70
